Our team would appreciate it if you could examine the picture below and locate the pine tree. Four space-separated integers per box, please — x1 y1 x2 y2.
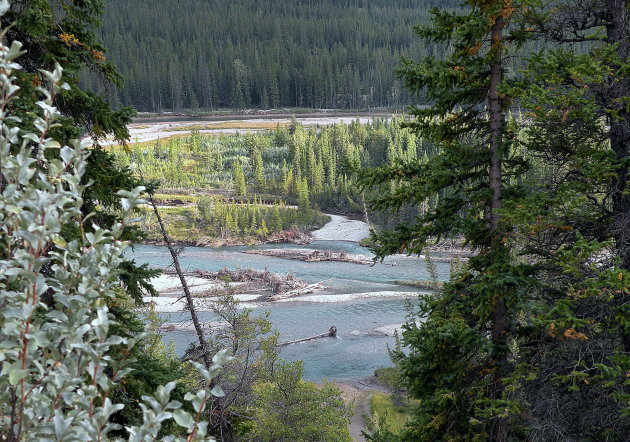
232 160 247 196
271 205 283 232
224 212 237 236
297 177 311 222
257 219 269 237
281 166 293 197
250 208 258 235
498 2 630 437
253 148 265 191
360 1 535 439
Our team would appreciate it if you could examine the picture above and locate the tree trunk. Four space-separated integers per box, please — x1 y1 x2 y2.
149 196 213 370
605 0 630 271
150 196 235 440
488 7 507 442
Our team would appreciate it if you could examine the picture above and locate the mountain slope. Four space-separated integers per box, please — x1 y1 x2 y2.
86 0 462 111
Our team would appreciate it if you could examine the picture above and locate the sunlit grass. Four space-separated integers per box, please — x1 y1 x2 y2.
369 393 410 434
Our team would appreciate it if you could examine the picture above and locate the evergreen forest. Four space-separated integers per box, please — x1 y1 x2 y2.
84 0 462 111
115 119 428 243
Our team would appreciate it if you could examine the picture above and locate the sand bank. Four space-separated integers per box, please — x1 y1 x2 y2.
311 214 370 242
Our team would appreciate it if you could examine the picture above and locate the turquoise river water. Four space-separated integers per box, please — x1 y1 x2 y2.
130 241 451 381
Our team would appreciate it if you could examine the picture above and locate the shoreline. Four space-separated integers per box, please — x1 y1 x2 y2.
140 213 372 248
142 290 421 313
101 113 395 146
132 110 394 124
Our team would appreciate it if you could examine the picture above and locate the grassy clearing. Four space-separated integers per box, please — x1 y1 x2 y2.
369 393 410 435
152 193 202 204
138 206 205 242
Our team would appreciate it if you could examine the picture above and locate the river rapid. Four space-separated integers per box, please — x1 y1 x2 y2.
130 236 452 381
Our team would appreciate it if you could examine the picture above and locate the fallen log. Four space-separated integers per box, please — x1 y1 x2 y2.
277 326 338 347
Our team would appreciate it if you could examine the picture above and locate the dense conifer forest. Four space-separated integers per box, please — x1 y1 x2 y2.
84 0 462 111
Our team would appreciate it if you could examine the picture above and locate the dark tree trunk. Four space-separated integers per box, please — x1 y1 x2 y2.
149 196 213 369
150 196 234 440
488 9 507 442
605 0 630 271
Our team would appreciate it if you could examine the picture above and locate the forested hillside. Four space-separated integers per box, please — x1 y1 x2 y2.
85 0 461 112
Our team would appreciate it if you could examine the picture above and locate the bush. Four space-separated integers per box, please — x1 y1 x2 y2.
247 361 353 441
0 16 229 440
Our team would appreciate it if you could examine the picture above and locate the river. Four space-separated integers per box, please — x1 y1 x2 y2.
130 238 451 381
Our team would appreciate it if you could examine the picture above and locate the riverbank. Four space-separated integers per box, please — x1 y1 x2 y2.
311 214 371 242
334 376 390 442
133 109 394 122
140 209 371 249
137 201 327 247
244 248 373 264
101 113 392 146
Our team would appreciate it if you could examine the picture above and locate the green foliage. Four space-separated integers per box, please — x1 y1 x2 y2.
2 0 157 307
246 361 353 441
184 291 279 437
499 3 630 437
232 159 247 196
115 118 428 230
297 176 311 219
197 197 325 238
0 37 229 439
360 0 630 440
362 393 409 441
252 148 265 191
84 0 467 111
107 292 198 437
358 0 538 438
3 0 134 144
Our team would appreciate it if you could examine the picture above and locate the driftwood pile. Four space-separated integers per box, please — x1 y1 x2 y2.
394 279 445 290
264 229 312 245
160 267 326 301
266 282 327 301
245 248 372 265
194 229 312 248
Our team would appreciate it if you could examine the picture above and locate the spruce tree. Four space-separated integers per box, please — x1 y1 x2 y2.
359 1 534 439
232 160 247 196
297 177 311 222
529 0 630 271
253 148 265 191
271 204 283 232
500 1 630 437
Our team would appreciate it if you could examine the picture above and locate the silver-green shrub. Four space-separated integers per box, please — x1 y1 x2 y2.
0 1 229 439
